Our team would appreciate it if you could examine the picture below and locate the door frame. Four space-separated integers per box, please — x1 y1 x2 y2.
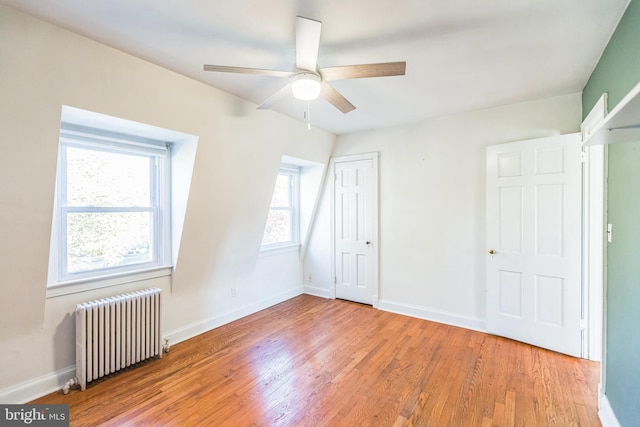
581 146 606 362
329 152 379 307
580 95 608 405
581 94 607 363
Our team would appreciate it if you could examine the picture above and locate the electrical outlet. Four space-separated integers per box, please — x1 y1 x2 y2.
231 287 237 298
307 274 312 283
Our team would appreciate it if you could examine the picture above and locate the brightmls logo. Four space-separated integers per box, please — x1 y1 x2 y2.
1 405 69 426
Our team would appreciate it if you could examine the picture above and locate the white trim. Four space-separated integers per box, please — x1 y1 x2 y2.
164 286 303 346
46 266 172 298
305 288 484 330
581 95 607 362
259 244 300 257
582 93 608 143
60 123 170 156
0 366 76 404
329 152 379 305
303 284 332 299
599 393 622 427
583 81 640 146
583 145 605 362
378 299 486 333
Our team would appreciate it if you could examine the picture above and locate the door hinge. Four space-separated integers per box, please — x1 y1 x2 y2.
580 150 588 163
580 319 587 330
334 276 337 284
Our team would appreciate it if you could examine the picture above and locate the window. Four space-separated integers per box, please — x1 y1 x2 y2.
261 164 300 250
49 122 172 285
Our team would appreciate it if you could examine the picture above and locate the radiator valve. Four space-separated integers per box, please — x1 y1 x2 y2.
163 337 171 353
62 377 78 395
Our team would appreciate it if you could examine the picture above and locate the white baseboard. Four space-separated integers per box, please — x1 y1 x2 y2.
303 284 332 299
378 299 486 332
0 366 75 404
599 392 622 427
0 286 304 404
165 286 304 346
300 292 485 332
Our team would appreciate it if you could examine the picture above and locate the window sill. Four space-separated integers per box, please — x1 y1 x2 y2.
259 244 300 257
46 266 173 298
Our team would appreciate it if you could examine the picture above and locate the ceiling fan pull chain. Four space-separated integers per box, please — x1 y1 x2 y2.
307 101 311 130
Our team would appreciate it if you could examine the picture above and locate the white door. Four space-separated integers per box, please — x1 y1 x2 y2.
333 154 378 305
486 134 582 357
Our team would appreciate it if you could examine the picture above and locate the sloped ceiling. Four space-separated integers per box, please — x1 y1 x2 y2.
0 0 630 135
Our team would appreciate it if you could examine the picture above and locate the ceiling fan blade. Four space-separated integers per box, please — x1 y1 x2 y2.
320 82 355 114
320 61 406 81
295 16 322 72
257 82 293 110
203 65 293 78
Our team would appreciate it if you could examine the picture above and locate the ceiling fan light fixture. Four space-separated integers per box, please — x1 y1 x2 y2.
291 73 321 101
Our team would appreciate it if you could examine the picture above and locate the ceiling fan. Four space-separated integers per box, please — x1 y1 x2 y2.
203 16 406 114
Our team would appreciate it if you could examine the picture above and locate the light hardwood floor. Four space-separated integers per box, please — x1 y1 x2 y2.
33 295 601 426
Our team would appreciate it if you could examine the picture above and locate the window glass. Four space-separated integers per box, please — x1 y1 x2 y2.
66 211 153 273
261 165 299 249
270 174 291 208
66 147 151 207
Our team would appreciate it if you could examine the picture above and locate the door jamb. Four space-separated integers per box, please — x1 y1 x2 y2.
581 93 607 363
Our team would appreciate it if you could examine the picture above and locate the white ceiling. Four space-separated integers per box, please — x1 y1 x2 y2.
1 0 630 135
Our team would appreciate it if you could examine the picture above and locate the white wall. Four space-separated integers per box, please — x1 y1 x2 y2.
304 94 582 329
0 5 335 402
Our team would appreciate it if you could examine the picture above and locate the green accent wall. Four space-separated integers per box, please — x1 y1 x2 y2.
605 142 640 427
582 0 640 119
582 1 640 426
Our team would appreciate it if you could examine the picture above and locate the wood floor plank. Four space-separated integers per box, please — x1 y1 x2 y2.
31 295 601 426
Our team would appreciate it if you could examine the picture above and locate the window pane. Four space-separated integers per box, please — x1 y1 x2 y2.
66 147 151 207
66 212 153 273
270 175 291 208
262 210 292 246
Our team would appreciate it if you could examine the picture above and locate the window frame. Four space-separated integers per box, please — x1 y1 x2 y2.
48 123 172 288
260 163 301 253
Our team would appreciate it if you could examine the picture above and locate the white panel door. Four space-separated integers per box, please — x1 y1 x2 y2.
486 134 582 357
333 155 377 305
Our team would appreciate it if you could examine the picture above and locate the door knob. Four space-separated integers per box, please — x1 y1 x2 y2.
488 249 496 254
366 241 372 245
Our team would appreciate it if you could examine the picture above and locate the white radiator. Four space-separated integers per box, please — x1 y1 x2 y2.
67 288 163 392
